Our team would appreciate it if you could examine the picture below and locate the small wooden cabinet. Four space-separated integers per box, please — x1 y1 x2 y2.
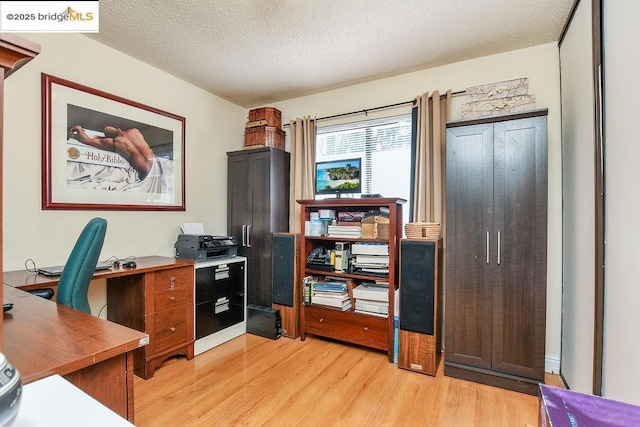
107 260 195 379
297 198 404 362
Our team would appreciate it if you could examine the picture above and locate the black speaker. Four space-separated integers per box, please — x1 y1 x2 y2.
272 233 296 307
400 240 436 335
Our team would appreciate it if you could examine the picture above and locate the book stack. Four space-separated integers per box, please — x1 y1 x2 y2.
352 281 389 317
304 278 352 311
337 211 365 225
351 242 389 276
327 224 362 238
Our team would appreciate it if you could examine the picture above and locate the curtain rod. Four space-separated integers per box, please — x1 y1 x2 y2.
282 89 465 127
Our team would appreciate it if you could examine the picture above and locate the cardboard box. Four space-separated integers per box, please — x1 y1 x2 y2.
361 216 390 239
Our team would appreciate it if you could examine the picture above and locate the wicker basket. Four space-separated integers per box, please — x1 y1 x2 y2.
405 222 441 239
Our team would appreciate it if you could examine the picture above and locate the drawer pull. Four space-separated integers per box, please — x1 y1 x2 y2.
170 276 175 291
169 327 176 332
319 318 324 323
363 326 369 332
169 296 176 302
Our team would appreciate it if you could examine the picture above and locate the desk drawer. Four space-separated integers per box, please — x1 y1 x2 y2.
153 305 191 354
154 267 192 309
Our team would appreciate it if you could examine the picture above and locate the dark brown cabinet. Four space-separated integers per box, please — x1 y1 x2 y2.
444 109 548 395
227 147 290 306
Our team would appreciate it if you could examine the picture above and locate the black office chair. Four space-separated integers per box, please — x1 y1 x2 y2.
28 217 107 314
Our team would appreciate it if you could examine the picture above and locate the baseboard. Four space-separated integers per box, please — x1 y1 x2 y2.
545 355 560 374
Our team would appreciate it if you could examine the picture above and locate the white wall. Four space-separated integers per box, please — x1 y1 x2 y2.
272 43 563 371
3 34 246 316
603 0 640 403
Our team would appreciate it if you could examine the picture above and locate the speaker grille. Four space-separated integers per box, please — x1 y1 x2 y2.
272 234 295 307
400 240 435 335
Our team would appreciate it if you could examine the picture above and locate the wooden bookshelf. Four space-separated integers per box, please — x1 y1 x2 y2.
297 198 405 362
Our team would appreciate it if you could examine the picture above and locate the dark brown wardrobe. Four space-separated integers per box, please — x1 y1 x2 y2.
444 109 548 395
227 147 290 306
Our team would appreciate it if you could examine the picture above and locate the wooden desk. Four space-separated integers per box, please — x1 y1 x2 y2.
4 255 192 291
3 285 146 423
3 255 196 423
4 255 196 380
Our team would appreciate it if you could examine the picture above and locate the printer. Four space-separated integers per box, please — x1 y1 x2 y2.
174 234 238 262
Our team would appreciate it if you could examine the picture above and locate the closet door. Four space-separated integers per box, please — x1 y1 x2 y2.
492 116 547 380
444 123 494 370
246 150 272 306
228 153 252 259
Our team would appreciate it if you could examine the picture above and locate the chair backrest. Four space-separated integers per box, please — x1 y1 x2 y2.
56 217 107 314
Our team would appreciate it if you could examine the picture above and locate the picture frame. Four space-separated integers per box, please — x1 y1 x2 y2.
41 73 186 210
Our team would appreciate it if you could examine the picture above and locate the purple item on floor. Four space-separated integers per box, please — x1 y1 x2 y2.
539 384 640 427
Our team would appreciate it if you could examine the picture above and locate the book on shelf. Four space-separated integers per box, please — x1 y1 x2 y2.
303 276 313 305
355 309 387 318
312 294 352 310
352 282 389 302
312 281 348 293
351 242 389 256
352 262 390 270
337 211 365 223
354 254 389 265
327 225 362 238
355 267 389 275
355 299 389 315
313 291 349 299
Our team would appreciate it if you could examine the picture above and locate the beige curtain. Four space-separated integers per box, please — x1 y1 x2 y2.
289 116 316 233
412 90 451 223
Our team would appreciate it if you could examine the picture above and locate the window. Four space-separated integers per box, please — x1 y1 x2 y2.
315 113 412 225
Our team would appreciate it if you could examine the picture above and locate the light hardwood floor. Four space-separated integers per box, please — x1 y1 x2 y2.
134 334 561 426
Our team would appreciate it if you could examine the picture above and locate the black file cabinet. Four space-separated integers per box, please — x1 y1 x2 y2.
194 257 247 355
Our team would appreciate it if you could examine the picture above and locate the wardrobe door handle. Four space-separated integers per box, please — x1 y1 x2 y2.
247 225 251 247
242 225 247 247
497 231 501 265
486 231 490 264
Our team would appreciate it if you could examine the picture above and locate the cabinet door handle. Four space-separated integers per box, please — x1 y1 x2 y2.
486 231 490 264
169 327 176 332
169 296 176 302
246 225 251 248
497 231 501 265
363 326 369 332
242 225 247 247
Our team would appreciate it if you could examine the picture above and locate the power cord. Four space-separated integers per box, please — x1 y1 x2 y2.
97 303 108 319
24 258 38 273
104 255 137 267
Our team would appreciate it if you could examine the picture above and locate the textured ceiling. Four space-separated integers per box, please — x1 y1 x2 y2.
87 0 575 108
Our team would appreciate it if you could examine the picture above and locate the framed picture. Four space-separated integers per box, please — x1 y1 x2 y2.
41 73 186 210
